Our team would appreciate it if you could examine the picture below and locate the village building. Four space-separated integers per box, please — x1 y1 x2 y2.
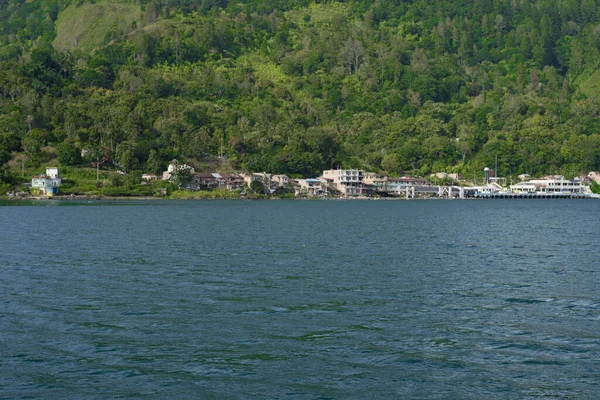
321 169 365 196
187 173 221 191
31 167 61 196
510 176 586 194
384 176 429 195
297 178 328 197
186 173 245 191
220 173 246 191
141 173 158 182
430 172 448 180
241 172 277 193
242 172 271 187
271 174 290 189
363 174 429 195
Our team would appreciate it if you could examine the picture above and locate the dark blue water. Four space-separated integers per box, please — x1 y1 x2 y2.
1 199 598 399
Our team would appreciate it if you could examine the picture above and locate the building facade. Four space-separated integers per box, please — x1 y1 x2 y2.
31 167 62 196
510 176 586 194
322 169 365 196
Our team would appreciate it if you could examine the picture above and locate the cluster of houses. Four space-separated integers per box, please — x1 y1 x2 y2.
25 163 600 198
142 162 433 197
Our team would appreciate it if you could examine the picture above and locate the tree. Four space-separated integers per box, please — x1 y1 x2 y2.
172 167 193 188
146 149 162 175
57 142 81 166
381 153 400 174
22 129 46 162
340 38 365 74
250 179 265 194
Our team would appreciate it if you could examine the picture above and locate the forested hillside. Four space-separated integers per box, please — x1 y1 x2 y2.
2 0 600 187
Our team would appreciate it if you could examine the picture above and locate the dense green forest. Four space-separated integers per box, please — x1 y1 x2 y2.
2 0 600 191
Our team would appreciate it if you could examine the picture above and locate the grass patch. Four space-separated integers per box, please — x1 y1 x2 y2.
284 3 350 27
169 189 243 200
53 0 142 53
577 67 600 97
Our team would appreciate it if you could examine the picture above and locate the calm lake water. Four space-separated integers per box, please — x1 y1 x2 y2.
1 199 598 399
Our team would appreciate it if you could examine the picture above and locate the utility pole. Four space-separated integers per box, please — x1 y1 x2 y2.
495 155 498 178
220 135 223 158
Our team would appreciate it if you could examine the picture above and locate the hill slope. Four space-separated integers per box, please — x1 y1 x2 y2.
1 0 600 182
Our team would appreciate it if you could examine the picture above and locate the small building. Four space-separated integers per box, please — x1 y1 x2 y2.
385 176 429 195
363 173 387 193
242 172 271 187
430 172 448 180
185 172 246 191
242 172 277 193
31 167 62 196
364 175 429 195
518 173 531 181
141 173 158 182
187 173 221 191
297 178 328 197
271 174 290 189
220 173 246 191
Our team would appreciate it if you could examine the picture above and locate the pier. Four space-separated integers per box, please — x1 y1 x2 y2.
473 192 596 199
398 186 599 200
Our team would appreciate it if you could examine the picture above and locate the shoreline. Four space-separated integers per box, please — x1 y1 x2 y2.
2 192 598 202
2 194 443 202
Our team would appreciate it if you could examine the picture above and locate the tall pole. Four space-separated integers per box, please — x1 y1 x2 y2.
495 155 498 178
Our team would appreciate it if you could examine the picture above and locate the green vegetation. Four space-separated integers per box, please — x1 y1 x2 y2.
2 0 600 195
53 1 143 53
169 189 243 200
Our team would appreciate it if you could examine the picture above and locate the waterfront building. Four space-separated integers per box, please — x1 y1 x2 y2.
297 178 328 196
187 173 245 191
363 173 386 193
31 167 61 196
321 169 365 196
187 173 221 191
271 174 290 189
510 176 586 194
220 174 246 191
241 172 275 193
363 174 429 195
